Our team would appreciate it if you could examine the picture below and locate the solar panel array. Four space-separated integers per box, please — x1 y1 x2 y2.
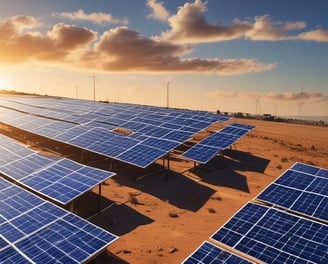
182 163 328 263
211 202 328 263
0 177 118 263
0 134 115 205
0 96 231 168
256 162 328 223
181 122 255 163
182 241 253 264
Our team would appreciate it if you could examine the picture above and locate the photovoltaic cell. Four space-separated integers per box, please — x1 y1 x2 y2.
182 241 253 264
0 178 118 263
256 162 328 222
211 202 328 264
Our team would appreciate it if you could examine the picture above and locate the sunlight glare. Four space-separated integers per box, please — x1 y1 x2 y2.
0 77 10 90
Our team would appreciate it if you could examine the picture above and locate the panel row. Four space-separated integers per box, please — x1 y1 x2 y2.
0 177 118 263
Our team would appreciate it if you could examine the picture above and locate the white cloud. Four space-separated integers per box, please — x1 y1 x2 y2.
157 0 328 43
53 9 128 25
147 0 169 21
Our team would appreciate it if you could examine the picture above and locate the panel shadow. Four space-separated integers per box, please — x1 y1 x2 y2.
190 150 270 193
113 168 216 212
74 191 154 236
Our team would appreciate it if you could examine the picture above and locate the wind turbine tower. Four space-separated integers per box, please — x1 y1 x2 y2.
166 80 171 108
87 73 96 101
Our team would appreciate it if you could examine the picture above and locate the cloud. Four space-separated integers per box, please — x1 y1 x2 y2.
53 9 128 25
93 27 275 74
147 0 169 21
0 17 97 63
159 0 251 43
263 91 328 102
297 29 328 42
0 15 38 40
158 0 328 43
245 15 306 41
208 90 328 102
0 16 275 75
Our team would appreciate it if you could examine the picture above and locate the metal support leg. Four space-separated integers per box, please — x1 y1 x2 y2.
69 200 75 213
98 184 102 212
166 153 170 181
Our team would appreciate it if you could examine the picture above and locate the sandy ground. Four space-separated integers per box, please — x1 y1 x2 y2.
68 119 327 263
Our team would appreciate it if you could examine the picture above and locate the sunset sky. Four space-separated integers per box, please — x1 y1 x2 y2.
0 0 327 116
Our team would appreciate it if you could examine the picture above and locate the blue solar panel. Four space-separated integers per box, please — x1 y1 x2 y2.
142 137 180 152
0 135 115 205
120 120 147 131
162 130 194 142
1 95 231 168
89 141 127 157
229 123 255 130
138 125 171 137
256 163 328 222
0 246 30 263
0 178 118 263
116 144 166 168
291 162 320 175
183 241 253 264
182 144 220 164
20 159 115 204
53 125 89 142
201 133 238 148
181 123 254 163
211 202 328 264
219 126 250 137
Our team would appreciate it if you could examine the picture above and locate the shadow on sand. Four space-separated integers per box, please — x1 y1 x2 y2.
74 192 153 236
113 166 216 212
189 149 270 193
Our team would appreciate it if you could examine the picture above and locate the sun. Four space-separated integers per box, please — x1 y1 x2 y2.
0 78 10 90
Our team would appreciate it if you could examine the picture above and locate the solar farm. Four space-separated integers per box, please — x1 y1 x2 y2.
0 94 327 263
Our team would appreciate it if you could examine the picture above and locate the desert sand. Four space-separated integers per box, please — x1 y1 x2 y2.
67 118 327 263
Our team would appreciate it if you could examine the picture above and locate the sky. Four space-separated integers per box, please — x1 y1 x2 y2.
0 0 327 116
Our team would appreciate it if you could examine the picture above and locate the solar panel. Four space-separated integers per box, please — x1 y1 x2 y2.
201 133 238 148
229 123 255 130
0 178 118 263
291 162 321 175
3 158 115 205
181 123 254 163
211 202 328 264
162 130 194 142
1 95 231 169
53 125 90 142
256 163 328 222
181 144 220 164
182 241 253 264
116 144 166 168
142 137 180 152
0 135 115 205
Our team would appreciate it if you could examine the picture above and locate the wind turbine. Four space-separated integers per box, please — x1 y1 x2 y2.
166 80 171 108
297 101 305 119
255 97 261 115
86 73 96 101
